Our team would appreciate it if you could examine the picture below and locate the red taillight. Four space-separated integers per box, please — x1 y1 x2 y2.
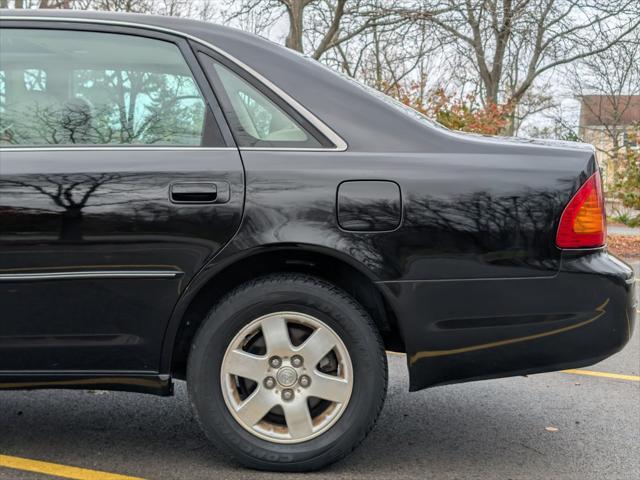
556 172 606 249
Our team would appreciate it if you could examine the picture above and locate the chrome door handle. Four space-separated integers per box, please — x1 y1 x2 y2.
169 182 230 204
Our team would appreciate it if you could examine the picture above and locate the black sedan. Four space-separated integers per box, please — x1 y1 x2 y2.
0 10 635 472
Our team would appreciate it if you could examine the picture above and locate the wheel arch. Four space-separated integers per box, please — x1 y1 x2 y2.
163 244 405 379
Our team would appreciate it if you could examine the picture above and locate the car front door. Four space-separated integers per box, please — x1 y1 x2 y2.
0 24 243 375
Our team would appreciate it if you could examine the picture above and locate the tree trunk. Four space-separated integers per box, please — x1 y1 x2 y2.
501 110 517 136
484 80 500 106
15 0 24 8
284 0 305 52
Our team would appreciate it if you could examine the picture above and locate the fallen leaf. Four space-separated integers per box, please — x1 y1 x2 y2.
607 235 640 258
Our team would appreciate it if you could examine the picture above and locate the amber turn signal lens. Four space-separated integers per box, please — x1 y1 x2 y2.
556 172 606 248
573 188 603 234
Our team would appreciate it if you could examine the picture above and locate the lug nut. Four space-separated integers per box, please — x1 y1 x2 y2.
264 376 276 389
291 355 304 368
299 375 311 388
269 356 282 368
281 389 294 401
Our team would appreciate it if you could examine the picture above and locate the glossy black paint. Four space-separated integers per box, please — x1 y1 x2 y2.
0 148 244 372
381 252 635 390
337 180 402 232
0 11 636 395
220 149 589 281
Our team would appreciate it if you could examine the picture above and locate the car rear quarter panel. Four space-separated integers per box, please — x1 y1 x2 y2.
219 146 592 282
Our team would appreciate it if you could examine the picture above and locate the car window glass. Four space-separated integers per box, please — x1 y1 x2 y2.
0 29 216 147
206 59 323 148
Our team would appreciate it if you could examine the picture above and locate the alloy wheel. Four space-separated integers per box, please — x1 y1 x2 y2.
220 311 353 443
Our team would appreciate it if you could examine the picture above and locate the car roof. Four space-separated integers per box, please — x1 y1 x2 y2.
0 9 247 40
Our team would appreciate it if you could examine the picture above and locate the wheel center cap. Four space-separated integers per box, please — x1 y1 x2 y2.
276 366 298 387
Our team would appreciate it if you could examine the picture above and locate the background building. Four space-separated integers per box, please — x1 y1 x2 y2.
579 95 640 189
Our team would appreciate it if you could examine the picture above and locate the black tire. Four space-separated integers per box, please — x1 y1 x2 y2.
187 273 388 471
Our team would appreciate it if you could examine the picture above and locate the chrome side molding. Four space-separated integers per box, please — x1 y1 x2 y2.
0 270 182 281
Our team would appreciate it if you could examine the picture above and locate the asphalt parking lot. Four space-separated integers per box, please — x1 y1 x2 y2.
1 261 638 480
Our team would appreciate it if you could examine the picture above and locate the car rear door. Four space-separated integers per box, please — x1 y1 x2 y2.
0 23 243 373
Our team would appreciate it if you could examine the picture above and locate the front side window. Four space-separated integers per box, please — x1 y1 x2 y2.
0 28 215 147
202 56 325 148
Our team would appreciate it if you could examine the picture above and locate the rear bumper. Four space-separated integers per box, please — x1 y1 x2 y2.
380 251 636 391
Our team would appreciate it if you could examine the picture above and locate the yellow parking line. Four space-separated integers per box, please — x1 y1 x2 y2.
561 369 640 382
0 454 144 480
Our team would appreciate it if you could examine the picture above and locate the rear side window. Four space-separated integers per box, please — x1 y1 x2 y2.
200 55 326 149
0 28 220 147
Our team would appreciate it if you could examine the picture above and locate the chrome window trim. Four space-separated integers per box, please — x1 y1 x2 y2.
0 15 349 152
0 270 182 281
0 146 236 152
239 147 343 152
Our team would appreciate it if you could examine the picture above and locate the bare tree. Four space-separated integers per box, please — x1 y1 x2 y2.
90 0 152 12
226 0 415 60
321 13 445 94
3 0 73 6
39 0 71 7
226 0 336 53
403 0 640 133
571 30 640 182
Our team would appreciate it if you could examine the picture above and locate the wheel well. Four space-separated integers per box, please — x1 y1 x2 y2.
170 248 405 379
